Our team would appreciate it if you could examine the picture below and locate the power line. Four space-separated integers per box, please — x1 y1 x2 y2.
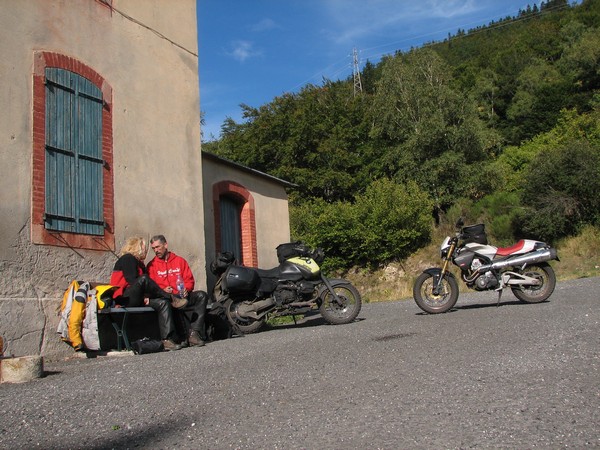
359 2 573 64
99 0 198 58
291 1 574 92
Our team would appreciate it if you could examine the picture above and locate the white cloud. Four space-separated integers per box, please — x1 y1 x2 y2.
318 0 490 45
428 0 479 18
250 18 280 32
228 40 263 62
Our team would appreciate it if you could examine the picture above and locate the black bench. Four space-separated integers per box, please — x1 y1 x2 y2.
98 303 214 351
98 307 156 351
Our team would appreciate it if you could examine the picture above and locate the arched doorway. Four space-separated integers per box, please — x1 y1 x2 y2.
219 194 242 261
212 181 258 267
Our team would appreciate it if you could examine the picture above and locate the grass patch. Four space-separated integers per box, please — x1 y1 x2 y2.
267 315 303 326
554 225 600 279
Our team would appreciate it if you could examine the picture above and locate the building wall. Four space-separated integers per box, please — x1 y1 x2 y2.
0 0 203 358
202 156 292 291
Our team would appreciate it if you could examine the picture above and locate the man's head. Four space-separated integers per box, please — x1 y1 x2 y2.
150 235 169 260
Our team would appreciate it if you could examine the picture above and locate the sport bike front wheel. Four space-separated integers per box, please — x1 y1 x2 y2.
510 262 556 303
413 272 459 314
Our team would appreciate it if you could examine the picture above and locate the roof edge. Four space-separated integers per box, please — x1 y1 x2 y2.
201 151 298 188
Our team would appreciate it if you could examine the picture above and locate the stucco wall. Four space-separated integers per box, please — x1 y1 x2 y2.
202 156 291 290
0 0 203 358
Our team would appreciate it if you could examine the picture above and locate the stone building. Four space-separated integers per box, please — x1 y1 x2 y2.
0 0 292 359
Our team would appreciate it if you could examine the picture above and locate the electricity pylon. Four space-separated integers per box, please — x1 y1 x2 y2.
353 47 363 97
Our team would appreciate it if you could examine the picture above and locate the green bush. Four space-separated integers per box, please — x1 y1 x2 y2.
290 197 358 271
473 191 523 244
353 179 433 266
443 192 522 245
290 179 433 271
516 139 600 242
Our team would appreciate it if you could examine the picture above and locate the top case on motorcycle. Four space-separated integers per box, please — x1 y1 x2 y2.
461 223 488 245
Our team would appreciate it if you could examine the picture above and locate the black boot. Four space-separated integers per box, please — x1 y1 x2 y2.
188 330 205 347
189 291 209 341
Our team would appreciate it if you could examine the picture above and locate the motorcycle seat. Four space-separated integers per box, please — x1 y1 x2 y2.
496 240 525 256
256 267 280 278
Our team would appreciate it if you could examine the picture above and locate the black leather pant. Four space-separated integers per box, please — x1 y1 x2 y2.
147 297 177 341
121 275 176 340
121 274 169 307
176 291 208 340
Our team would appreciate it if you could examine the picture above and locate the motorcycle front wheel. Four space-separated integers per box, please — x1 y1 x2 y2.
510 262 556 303
224 299 266 334
413 272 459 314
319 283 362 325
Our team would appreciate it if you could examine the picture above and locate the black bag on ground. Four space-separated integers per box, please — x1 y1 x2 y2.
205 302 235 341
131 337 164 355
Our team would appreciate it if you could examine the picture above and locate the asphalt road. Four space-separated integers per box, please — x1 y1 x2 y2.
1 277 599 449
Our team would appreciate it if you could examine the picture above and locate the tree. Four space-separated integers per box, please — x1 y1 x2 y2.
371 49 501 211
513 105 600 241
517 139 600 241
507 59 572 142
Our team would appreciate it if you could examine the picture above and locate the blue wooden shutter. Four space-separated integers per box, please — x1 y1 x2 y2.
220 196 242 260
45 68 104 235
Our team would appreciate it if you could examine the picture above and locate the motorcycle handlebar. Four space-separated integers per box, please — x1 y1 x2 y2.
312 248 325 265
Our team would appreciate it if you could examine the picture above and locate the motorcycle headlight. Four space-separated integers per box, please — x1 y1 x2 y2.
440 237 451 258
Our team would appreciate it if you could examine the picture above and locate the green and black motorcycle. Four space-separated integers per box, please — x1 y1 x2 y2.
210 242 362 333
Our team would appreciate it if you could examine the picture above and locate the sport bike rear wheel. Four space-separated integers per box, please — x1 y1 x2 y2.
413 272 459 314
510 262 556 303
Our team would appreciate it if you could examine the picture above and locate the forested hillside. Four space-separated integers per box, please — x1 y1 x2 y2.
203 0 600 272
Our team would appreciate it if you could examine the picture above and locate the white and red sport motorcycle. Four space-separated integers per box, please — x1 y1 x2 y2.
413 219 559 313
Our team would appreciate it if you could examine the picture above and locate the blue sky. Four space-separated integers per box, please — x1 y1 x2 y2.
197 1 572 142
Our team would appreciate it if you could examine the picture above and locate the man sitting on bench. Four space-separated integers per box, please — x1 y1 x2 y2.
110 236 185 351
147 235 209 348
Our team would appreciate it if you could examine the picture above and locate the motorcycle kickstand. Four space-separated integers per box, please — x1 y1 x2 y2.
496 289 502 306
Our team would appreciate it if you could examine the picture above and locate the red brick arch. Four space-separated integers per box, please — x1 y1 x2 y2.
212 181 258 267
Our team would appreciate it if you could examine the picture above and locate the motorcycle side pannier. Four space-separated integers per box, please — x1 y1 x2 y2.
276 242 311 263
224 266 261 295
461 223 488 245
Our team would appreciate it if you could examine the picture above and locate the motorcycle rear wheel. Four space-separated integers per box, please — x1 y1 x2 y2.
510 262 556 303
224 299 266 334
413 272 459 314
319 284 362 325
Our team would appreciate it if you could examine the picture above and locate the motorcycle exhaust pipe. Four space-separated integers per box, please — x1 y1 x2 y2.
236 298 276 319
288 300 315 308
479 248 558 272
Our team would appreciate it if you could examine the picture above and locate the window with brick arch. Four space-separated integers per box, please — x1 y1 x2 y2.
32 52 114 251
